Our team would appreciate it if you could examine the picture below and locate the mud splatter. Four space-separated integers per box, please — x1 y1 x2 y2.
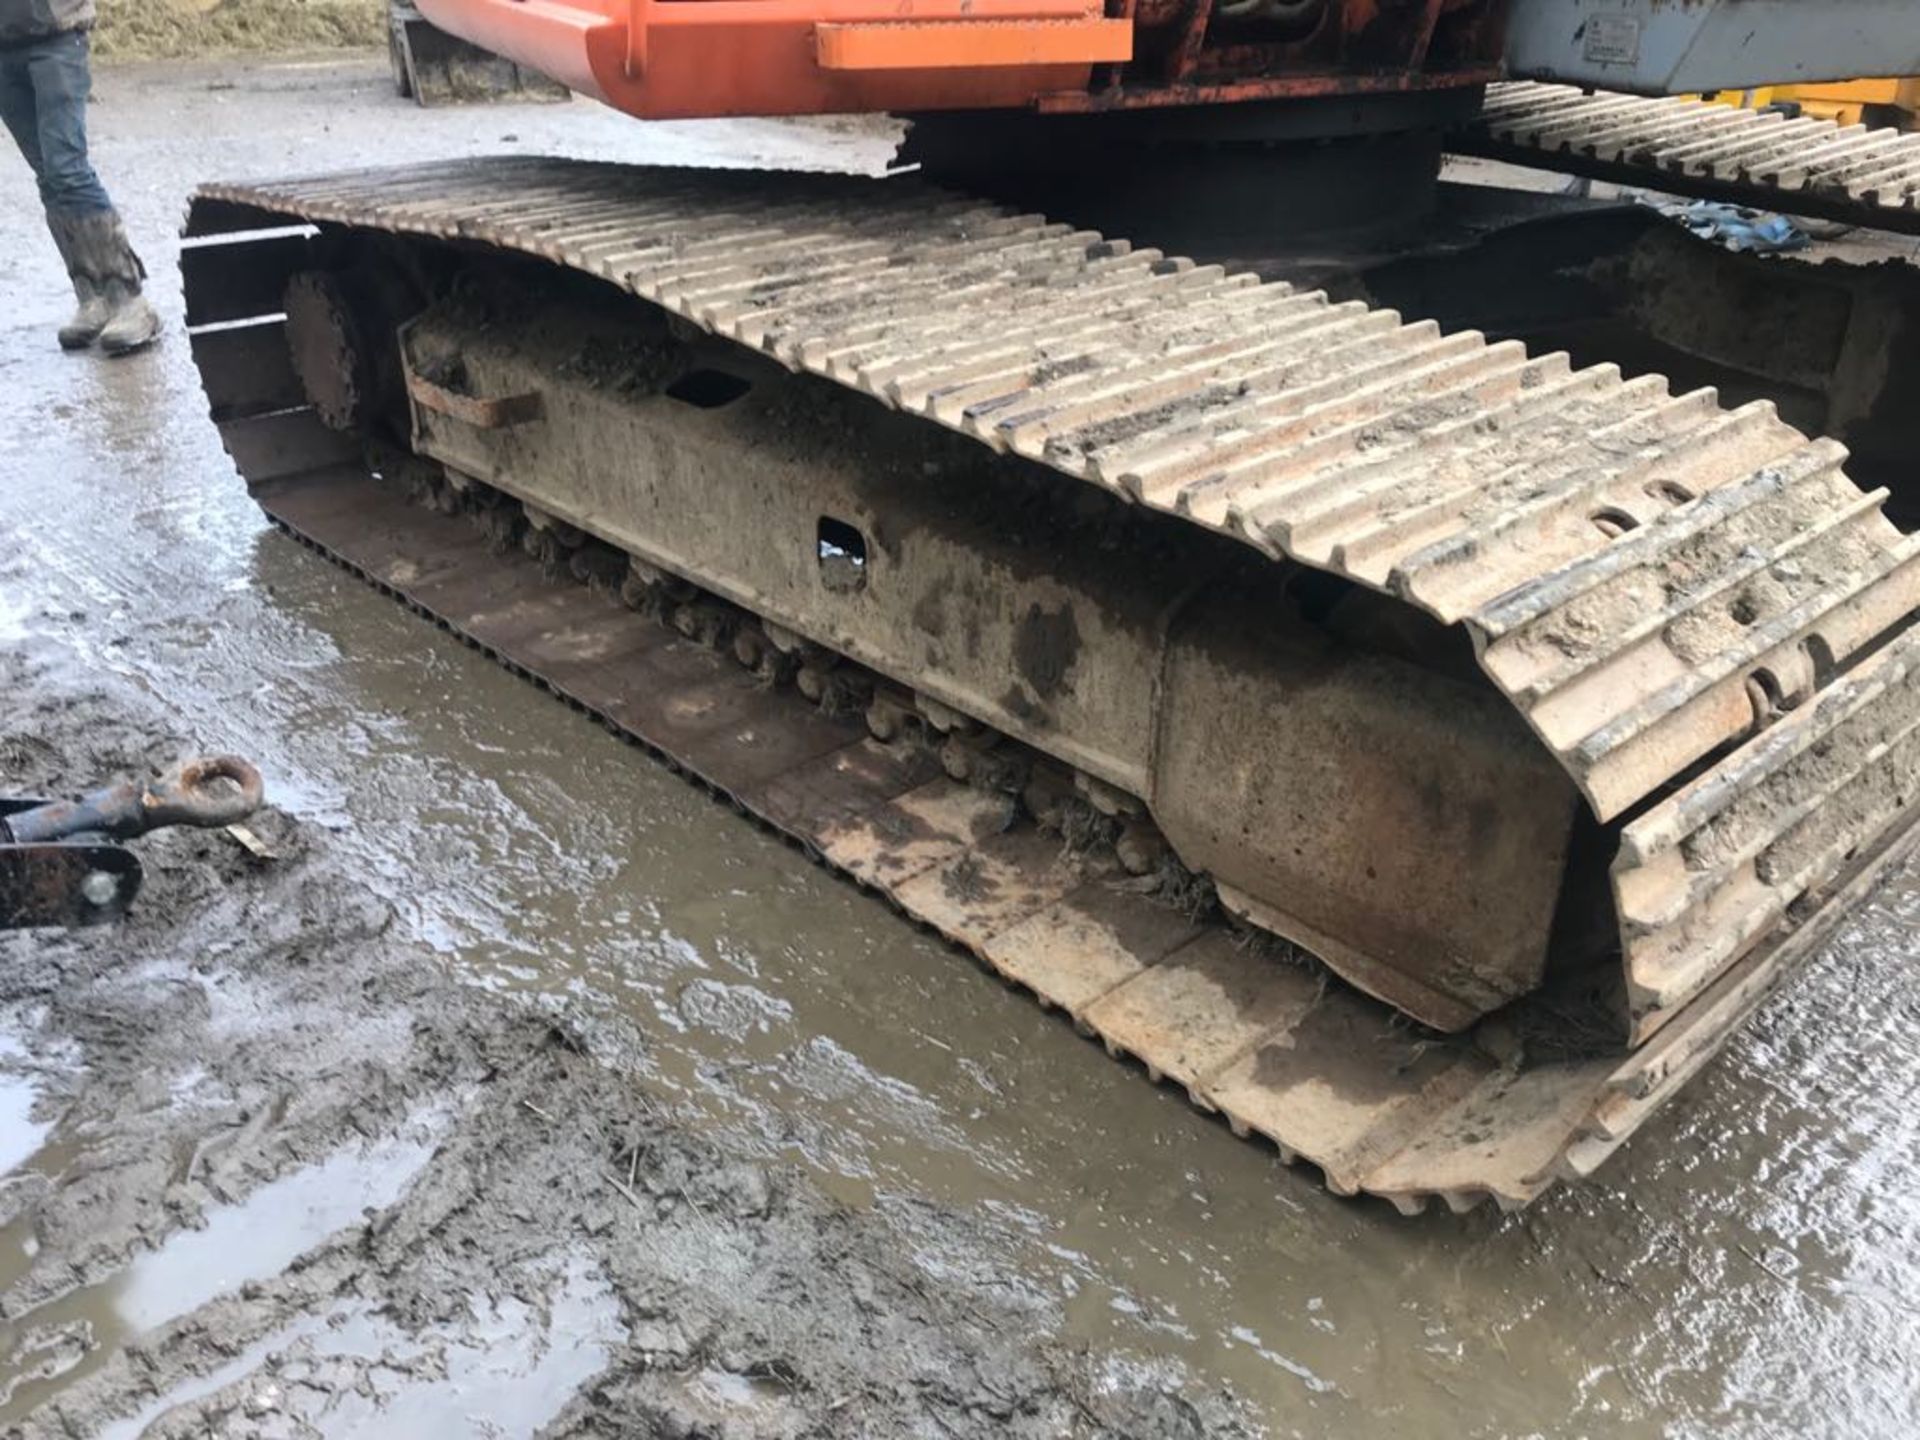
1012 600 1082 699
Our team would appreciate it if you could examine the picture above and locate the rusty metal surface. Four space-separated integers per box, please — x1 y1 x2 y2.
0 757 261 844
284 272 368 432
1031 65 1503 112
1458 81 1920 237
404 368 543 429
1105 0 1504 100
178 160 1920 1209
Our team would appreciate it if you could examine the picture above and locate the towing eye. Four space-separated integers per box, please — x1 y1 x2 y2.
0 757 265 928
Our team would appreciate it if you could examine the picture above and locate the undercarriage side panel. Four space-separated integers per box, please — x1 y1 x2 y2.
400 288 1582 1030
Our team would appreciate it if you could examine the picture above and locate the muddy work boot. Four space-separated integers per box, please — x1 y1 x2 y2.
47 209 161 356
97 277 161 356
46 212 111 349
57 276 110 350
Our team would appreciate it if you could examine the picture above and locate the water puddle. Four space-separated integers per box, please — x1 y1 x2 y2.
679 1363 800 1427
289 1253 621 1438
0 586 32 647
0 1125 437 1422
98 1252 619 1438
112 1129 435 1333
94 1315 333 1440
0 1066 52 1181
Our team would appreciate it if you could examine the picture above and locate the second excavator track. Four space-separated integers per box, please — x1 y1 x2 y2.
182 156 1920 1212
1458 81 1920 236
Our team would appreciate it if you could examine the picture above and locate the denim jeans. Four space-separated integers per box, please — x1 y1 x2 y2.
0 28 113 216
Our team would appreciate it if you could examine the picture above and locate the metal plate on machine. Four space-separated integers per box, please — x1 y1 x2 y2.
1581 14 1640 67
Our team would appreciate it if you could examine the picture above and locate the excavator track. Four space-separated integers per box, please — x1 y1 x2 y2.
1459 81 1920 236
183 157 1920 1211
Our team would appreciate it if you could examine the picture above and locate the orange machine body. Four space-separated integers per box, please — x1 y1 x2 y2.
410 0 1125 118
410 0 1510 120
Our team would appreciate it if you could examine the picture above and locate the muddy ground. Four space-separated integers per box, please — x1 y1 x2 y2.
0 652 1249 1439
1 54 1919 1439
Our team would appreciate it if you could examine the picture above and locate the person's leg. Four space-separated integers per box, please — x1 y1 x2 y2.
0 45 50 187
5 37 106 348
26 32 157 354
25 29 111 214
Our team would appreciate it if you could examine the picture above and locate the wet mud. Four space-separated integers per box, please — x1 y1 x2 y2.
0 656 1260 1438
0 54 1917 1439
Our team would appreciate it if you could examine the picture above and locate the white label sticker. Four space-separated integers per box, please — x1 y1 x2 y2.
1583 14 1643 66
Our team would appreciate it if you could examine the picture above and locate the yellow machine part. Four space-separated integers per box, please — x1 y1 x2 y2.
1700 79 1919 131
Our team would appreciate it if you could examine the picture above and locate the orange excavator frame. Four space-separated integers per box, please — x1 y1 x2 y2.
411 0 1134 118
411 0 1509 119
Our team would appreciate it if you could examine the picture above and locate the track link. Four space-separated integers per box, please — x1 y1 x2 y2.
182 158 1920 1211
1459 81 1920 236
